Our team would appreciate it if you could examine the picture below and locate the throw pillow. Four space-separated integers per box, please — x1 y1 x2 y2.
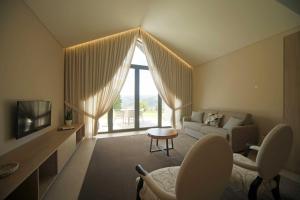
204 113 215 124
204 113 223 127
223 117 243 130
191 111 203 123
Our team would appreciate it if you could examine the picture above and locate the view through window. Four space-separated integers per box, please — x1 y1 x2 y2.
98 44 172 132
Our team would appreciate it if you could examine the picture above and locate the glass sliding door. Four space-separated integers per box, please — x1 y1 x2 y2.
139 69 158 128
98 45 172 134
112 68 135 130
98 113 108 132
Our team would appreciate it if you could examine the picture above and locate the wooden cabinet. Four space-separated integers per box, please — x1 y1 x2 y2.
57 133 76 173
0 124 84 200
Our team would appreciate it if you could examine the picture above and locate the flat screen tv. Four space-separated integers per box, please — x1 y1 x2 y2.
16 100 51 139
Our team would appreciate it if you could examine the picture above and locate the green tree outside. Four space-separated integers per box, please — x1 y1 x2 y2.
140 100 149 111
113 96 122 111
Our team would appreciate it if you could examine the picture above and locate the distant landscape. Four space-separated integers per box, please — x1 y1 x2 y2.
116 95 159 110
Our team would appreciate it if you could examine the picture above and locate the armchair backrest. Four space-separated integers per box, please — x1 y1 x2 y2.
256 124 293 179
175 135 233 200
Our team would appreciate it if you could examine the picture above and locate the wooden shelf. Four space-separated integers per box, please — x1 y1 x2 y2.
6 170 39 200
0 123 84 200
39 173 57 199
38 151 57 199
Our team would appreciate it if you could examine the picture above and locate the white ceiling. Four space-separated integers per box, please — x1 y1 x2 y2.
24 0 300 66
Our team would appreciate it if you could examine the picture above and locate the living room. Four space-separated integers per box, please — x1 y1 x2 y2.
0 0 300 200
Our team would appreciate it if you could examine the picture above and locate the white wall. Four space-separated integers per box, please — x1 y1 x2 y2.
193 26 300 174
0 0 64 155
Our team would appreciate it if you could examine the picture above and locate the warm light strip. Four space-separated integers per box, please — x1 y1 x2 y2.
65 27 193 69
66 27 140 49
140 29 193 69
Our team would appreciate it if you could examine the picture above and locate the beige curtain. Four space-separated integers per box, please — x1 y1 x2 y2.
140 30 192 128
65 29 139 137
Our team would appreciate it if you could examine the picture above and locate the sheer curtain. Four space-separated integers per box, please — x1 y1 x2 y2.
65 29 139 137
140 30 192 128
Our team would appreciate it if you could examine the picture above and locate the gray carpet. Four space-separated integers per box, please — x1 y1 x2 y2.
79 133 300 200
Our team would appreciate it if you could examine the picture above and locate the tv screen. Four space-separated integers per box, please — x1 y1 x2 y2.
16 100 51 139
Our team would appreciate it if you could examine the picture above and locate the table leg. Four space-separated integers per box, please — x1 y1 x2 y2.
166 139 169 156
171 139 174 148
156 139 159 146
150 138 153 152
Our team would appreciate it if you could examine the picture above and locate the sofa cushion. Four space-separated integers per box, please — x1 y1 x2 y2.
200 125 228 137
191 111 203 123
183 121 203 131
184 128 206 139
223 117 243 130
204 113 223 127
218 111 252 127
202 110 218 122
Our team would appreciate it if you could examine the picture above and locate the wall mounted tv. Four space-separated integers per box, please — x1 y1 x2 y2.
16 100 51 139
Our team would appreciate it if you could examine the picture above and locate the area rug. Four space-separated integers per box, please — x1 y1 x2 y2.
79 133 300 200
78 134 187 200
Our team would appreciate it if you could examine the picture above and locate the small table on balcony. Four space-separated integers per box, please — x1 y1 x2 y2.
147 128 178 156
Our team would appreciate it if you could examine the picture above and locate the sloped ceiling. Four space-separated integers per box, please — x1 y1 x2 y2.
24 0 300 66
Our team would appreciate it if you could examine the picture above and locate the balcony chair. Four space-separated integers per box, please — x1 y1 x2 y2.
135 134 233 200
230 124 293 200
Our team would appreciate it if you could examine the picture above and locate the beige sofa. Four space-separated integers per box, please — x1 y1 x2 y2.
182 109 258 152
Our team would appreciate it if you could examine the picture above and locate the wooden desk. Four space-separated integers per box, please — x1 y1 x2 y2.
0 124 84 200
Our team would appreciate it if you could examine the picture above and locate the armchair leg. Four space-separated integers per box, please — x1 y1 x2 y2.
271 175 281 200
136 177 144 200
248 176 263 200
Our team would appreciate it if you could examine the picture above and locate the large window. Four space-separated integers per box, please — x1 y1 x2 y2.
98 45 172 133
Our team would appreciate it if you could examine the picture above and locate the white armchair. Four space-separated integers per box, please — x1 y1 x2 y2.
230 124 293 200
135 135 233 200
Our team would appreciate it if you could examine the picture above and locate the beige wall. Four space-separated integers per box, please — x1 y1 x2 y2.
193 26 300 173
0 0 64 155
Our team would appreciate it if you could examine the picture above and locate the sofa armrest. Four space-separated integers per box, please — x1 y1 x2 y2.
229 125 258 153
182 116 191 122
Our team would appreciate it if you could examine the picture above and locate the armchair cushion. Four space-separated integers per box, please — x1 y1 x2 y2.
233 153 257 171
138 166 180 200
